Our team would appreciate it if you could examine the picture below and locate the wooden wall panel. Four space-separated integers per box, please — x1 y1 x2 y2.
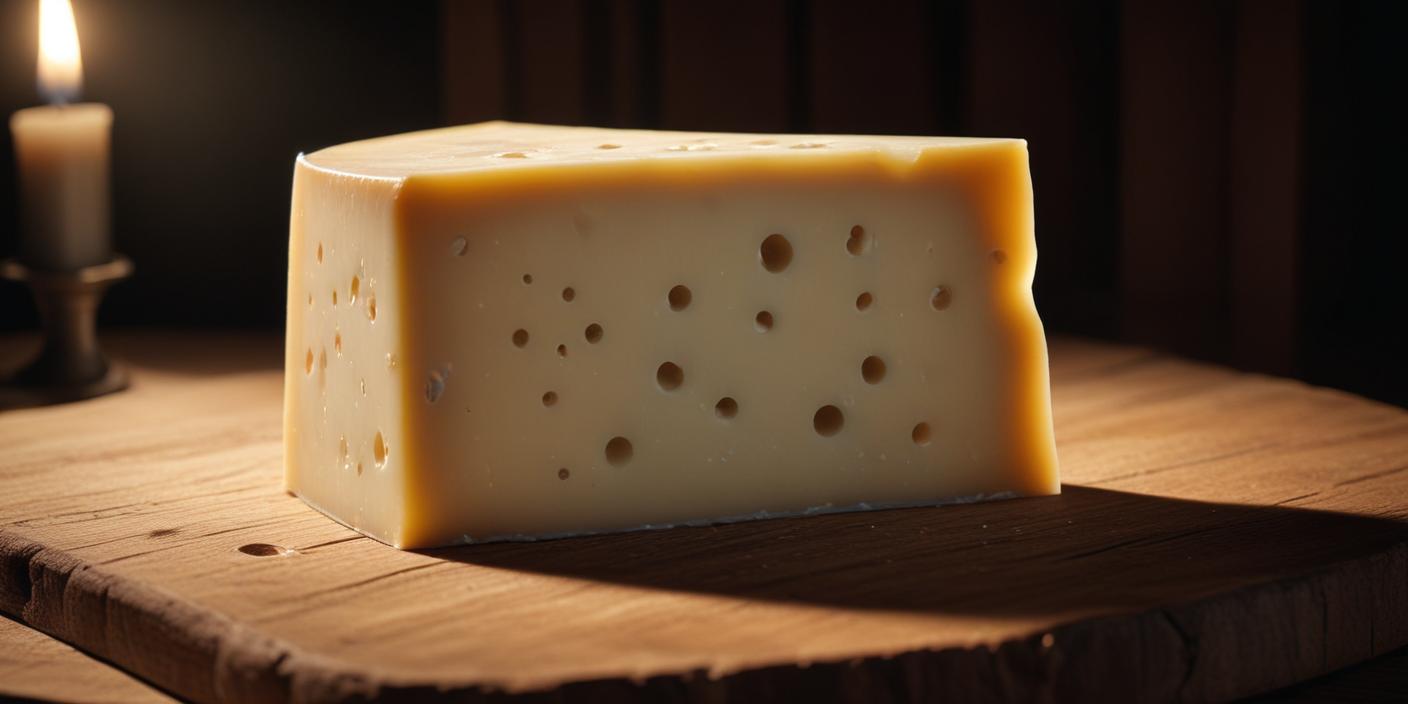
659 0 790 132
1226 0 1303 376
441 0 505 124
507 0 586 124
808 0 934 136
1119 0 1234 360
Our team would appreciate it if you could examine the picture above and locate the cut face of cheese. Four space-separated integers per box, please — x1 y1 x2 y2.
285 122 1059 549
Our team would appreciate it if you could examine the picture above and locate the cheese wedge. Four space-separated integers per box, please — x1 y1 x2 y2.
284 122 1058 548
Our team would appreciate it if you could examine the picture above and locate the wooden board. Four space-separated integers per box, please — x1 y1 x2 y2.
2 332 1407 702
0 614 174 704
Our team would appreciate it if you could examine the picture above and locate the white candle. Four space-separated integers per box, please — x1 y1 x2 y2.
9 0 112 271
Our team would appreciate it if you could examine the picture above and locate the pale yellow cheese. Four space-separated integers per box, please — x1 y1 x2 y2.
285 121 1058 548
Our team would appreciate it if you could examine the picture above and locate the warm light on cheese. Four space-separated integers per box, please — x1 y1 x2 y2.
284 122 1059 548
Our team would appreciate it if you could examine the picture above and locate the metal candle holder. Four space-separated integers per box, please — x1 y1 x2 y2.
0 255 132 407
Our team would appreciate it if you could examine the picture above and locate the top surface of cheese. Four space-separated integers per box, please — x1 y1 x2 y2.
302 121 1024 180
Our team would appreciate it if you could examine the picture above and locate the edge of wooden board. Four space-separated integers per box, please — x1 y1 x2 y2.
4 518 1407 703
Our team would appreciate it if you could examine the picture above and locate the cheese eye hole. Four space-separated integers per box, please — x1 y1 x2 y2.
315 242 323 263
522 273 533 285
585 323 603 344
754 311 774 332
373 432 388 468
366 295 378 321
715 397 738 419
846 225 870 256
855 292 874 311
562 287 575 302
605 436 633 466
450 237 467 256
668 285 692 311
350 276 360 302
912 422 933 446
656 362 684 391
512 329 529 348
557 344 567 358
542 391 558 407
334 333 343 356
304 348 313 374
760 234 793 273
813 405 845 437
929 286 952 311
558 468 571 480
861 356 886 384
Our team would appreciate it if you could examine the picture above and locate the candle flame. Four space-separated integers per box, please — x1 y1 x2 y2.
37 0 84 104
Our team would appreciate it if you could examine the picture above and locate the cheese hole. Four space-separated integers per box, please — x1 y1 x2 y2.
558 467 571 480
813 405 844 437
425 370 446 403
754 310 774 332
605 436 633 466
304 348 313 374
861 355 887 384
338 436 350 468
760 234 793 273
332 289 338 306
846 225 870 256
855 292 874 311
497 151 528 159
542 391 558 407
597 143 621 150
791 142 827 149
522 273 533 285
318 347 328 371
912 422 933 446
751 139 778 146
350 276 360 303
512 329 529 348
334 332 343 356
307 293 313 307
585 323 603 344
450 237 467 256
991 249 1007 264
356 462 364 476
929 286 952 311
715 397 738 419
656 362 684 391
668 285 692 311
557 344 568 358
373 432 388 468
367 295 378 321
315 243 323 263
562 287 575 302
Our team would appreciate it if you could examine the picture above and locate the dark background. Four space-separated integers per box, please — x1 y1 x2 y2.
0 0 1404 406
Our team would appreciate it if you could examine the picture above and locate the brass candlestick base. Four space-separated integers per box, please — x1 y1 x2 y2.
1 256 132 408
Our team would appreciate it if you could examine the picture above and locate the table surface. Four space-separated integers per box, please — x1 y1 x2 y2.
2 331 1408 703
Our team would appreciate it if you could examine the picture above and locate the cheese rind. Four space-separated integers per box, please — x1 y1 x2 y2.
285 122 1058 549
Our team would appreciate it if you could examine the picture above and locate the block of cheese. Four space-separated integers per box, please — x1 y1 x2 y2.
284 122 1059 549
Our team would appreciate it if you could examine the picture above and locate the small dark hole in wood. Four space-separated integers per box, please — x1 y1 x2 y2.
239 543 292 557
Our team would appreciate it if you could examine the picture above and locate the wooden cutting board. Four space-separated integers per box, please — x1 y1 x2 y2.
2 332 1406 703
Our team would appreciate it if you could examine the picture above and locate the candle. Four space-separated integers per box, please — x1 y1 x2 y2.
9 0 112 271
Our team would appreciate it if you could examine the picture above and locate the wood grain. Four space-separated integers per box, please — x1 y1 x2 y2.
2 332 1407 702
0 613 173 704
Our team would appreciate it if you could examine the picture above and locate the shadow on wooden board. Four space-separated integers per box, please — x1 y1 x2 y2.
431 485 1408 617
